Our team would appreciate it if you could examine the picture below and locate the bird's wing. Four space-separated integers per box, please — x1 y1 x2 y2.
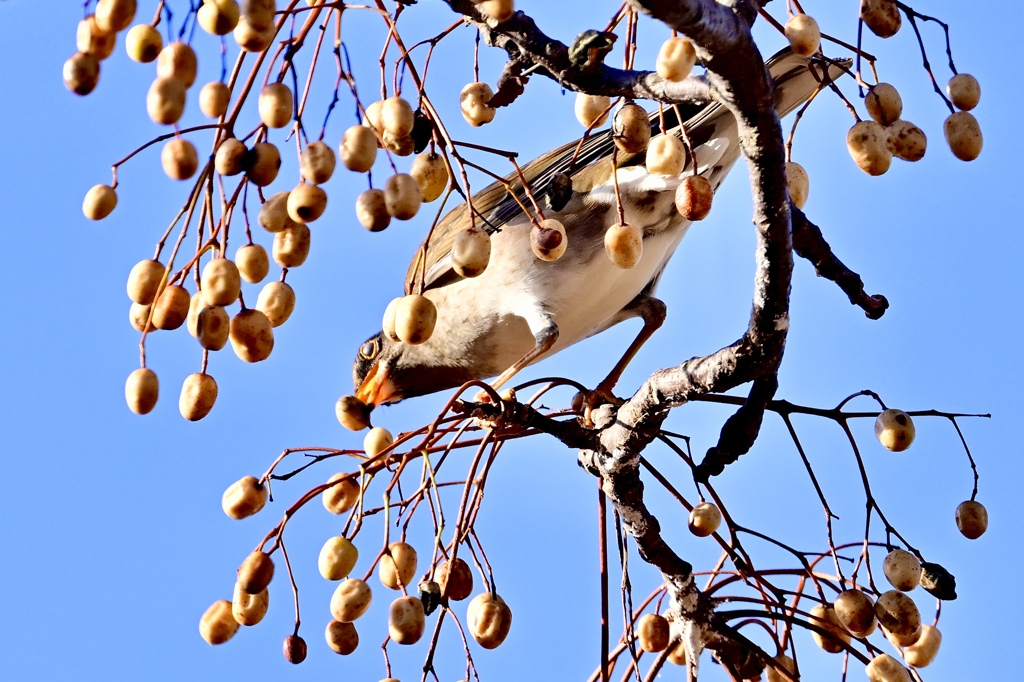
406 48 847 293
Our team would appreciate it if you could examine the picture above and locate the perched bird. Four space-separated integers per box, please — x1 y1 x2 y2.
354 50 840 409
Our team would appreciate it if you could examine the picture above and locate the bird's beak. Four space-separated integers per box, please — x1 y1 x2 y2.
356 359 399 407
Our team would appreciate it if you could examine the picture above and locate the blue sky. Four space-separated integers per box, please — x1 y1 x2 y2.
1 2 1021 681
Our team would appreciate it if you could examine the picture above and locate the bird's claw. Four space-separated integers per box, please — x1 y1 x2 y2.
574 386 623 428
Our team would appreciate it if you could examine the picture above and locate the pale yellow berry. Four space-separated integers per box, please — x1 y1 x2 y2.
222 476 267 519
258 192 295 233
865 653 910 682
234 15 275 52
604 222 643 269
161 138 199 180
380 96 415 137
242 0 277 32
152 284 191 330
460 82 496 126
388 596 425 644
575 93 611 128
77 15 116 61
196 306 231 350
955 500 988 539
656 37 696 82
201 258 242 307
95 0 137 33
129 302 155 332
410 152 449 202
384 174 422 220
272 224 311 268
300 141 337 185
904 625 941 667
323 472 361 512
127 259 165 305
865 83 903 126
231 581 268 626
944 111 983 161
341 125 378 172
530 218 567 261
452 226 491 277
833 589 876 637
197 0 240 36
83 184 117 220
688 502 721 537
847 120 892 176
319 536 359 580
467 593 512 649
860 0 901 38
200 81 231 118
613 103 651 154
215 138 247 176
259 83 293 128
179 373 218 421
199 599 239 645
786 161 809 209
64 52 100 96
356 189 391 232
157 42 198 88
229 309 275 362
125 367 159 414
394 295 437 345
873 590 920 637
330 578 373 622
325 620 359 655
245 142 281 186
335 396 370 431
947 73 981 111
885 120 927 162
646 134 686 176
364 427 394 457
379 542 418 590
287 183 328 223
255 281 295 327
809 603 850 653
235 244 269 283
476 0 514 23
882 549 921 591
125 24 162 63
785 14 820 57
874 409 915 452
636 613 670 653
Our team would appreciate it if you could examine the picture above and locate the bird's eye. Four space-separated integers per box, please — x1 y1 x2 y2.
359 339 379 360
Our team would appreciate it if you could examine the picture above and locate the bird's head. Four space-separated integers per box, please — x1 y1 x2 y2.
352 331 478 409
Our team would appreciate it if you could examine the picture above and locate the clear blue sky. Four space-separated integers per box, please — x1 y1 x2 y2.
0 2 1020 681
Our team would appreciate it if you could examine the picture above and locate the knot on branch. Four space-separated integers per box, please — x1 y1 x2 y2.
488 59 531 108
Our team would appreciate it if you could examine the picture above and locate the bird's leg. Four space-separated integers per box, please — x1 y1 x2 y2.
489 321 560 394
582 294 667 417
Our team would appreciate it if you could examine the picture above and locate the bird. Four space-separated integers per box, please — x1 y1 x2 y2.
353 49 842 410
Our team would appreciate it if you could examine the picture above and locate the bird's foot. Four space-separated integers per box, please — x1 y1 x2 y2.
574 385 623 429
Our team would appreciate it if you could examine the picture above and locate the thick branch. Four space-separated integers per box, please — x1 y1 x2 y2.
792 207 889 319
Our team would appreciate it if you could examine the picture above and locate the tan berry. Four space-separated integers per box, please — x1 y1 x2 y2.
434 558 474 601
675 175 713 220
460 82 496 126
272 223 311 268
833 589 876 637
83 184 117 220
187 292 204 336
531 218 567 261
944 111 982 161
330 578 373 622
873 590 920 637
410 152 449 202
379 542 418 590
242 0 277 32
299 141 336 184
197 306 231 350
222 475 268 519
233 15 275 52
199 599 239 645
282 634 306 664
319 536 359 580
452 226 491 277
384 173 422 220
865 653 911 682
604 222 643 269
157 42 198 88
179 372 218 421
125 368 159 414
883 624 920 648
389 595 425 644
766 654 796 682
477 0 514 22
64 52 100 96
947 73 981 111
646 134 686 176
152 284 191 330
883 549 921 591
656 37 696 82
230 309 274 362
77 15 116 61
809 603 851 653
785 14 820 56
688 501 721 537
125 24 162 63
955 500 988 539
394 295 437 345
575 93 611 128
786 161 809 209
362 100 384 138
255 281 295 327
381 96 415 138
200 81 231 118
356 189 391 232
904 624 941 667
287 183 328 223
215 138 247 176
341 125 378 172
874 408 915 452
335 395 370 431
161 138 199 180
667 639 687 665
381 297 402 342
258 192 294 233
637 613 670 653
467 592 512 649
363 426 394 457
259 83 293 128
860 0 901 38
245 142 281 186
201 259 241 306
237 550 274 594
197 0 240 36
865 83 903 126
129 303 155 332
95 0 137 32
325 620 359 655
231 581 269 626
235 244 269 284
613 103 651 154
847 120 892 176
127 259 165 304
885 120 927 162
322 473 360 513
